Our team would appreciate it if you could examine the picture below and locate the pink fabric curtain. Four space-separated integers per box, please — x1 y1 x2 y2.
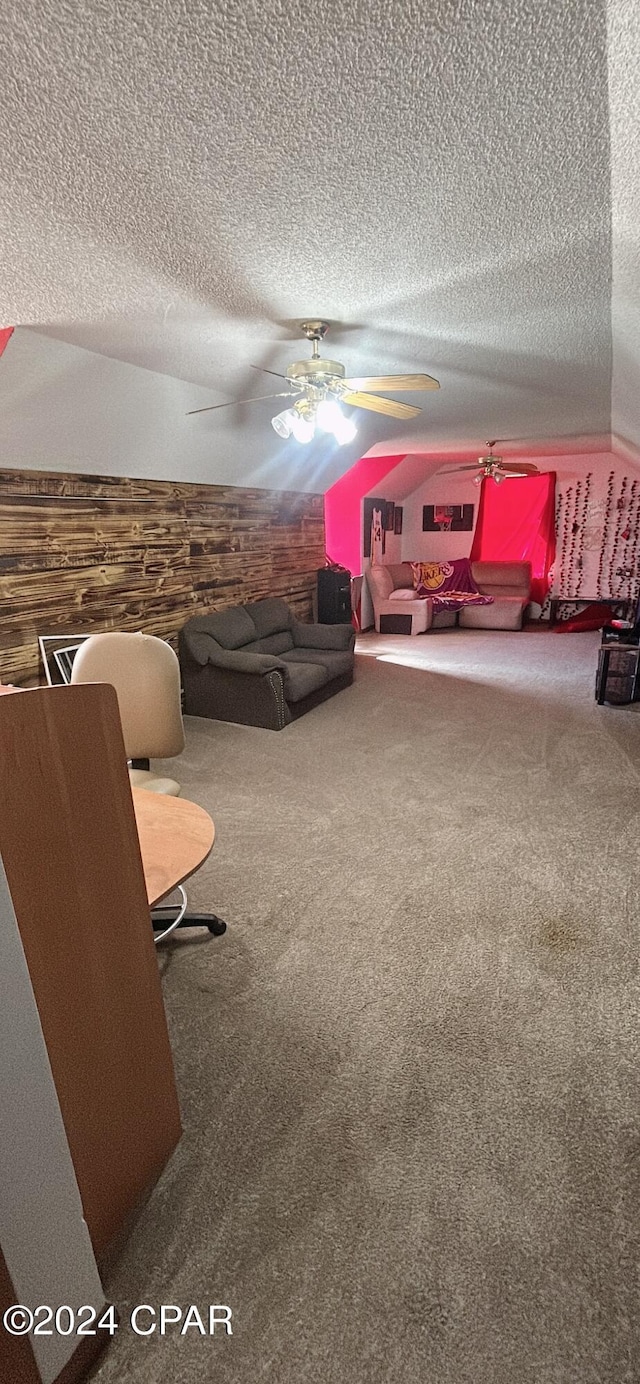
470 472 556 606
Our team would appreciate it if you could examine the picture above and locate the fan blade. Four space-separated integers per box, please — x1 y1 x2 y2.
438 465 481 473
187 391 293 416
249 364 291 382
501 464 540 475
342 373 440 392
341 391 422 419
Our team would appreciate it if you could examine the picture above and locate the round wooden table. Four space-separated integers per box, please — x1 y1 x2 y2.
132 788 215 908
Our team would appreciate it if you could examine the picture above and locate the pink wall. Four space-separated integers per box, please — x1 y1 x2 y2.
324 455 404 575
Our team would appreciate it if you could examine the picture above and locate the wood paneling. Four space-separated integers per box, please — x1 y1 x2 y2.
0 469 325 685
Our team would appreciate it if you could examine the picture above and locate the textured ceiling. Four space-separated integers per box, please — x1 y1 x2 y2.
608 0 640 453
0 0 613 484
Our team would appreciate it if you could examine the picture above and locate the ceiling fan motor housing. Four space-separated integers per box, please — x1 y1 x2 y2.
286 358 346 384
287 320 346 391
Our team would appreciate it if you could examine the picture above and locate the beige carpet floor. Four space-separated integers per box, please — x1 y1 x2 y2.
92 629 640 1384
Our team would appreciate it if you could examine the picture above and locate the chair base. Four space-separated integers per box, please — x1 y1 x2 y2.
151 885 226 942
152 908 226 937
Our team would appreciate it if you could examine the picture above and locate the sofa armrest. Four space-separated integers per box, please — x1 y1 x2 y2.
179 626 288 673
380 595 433 618
181 660 290 729
206 647 287 676
291 619 355 651
375 596 433 634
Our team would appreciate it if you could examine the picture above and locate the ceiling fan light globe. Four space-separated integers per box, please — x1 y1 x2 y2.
473 472 483 487
316 399 357 444
271 408 295 438
333 415 357 445
290 411 315 444
493 470 504 484
317 399 344 432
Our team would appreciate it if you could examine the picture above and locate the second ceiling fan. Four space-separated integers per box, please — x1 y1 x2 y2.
440 442 540 485
188 320 440 445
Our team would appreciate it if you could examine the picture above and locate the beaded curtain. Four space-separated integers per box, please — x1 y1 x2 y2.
545 467 640 617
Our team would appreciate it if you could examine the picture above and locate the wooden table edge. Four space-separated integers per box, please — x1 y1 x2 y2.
131 788 215 908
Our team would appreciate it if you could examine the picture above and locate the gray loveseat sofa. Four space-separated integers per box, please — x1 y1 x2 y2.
179 597 355 730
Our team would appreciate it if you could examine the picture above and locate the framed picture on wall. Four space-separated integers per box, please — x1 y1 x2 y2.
422 504 474 532
363 496 388 557
393 506 403 535
383 501 395 532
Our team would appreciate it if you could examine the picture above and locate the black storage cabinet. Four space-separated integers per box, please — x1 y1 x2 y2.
317 567 352 624
596 643 640 704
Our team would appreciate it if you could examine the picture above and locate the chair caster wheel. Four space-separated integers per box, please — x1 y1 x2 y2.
208 917 227 936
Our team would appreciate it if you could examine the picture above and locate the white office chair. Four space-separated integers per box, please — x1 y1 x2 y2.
72 631 185 794
71 632 225 942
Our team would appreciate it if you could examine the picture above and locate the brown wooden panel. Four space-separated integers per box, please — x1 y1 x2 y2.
0 684 182 1257
0 468 325 685
0 1246 40 1383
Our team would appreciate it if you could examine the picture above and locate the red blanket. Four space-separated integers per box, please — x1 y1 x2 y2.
411 559 494 611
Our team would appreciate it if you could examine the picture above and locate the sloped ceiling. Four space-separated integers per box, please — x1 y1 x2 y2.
0 0 614 489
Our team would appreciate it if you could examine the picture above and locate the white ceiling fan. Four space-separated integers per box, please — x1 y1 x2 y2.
440 442 541 486
187 321 440 445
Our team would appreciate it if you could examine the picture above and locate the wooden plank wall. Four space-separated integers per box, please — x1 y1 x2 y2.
0 468 326 685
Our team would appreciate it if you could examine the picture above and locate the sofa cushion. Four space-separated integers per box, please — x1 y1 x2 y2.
256 631 295 655
191 606 258 650
179 624 216 667
366 566 394 601
244 597 292 638
282 647 354 678
199 644 288 675
291 619 355 651
471 561 531 596
389 588 418 600
180 613 253 665
387 563 414 588
459 597 525 630
279 658 329 702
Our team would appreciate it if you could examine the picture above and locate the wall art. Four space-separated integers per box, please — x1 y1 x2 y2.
422 504 474 532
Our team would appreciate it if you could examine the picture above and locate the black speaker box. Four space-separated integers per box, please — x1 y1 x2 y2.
317 568 352 624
